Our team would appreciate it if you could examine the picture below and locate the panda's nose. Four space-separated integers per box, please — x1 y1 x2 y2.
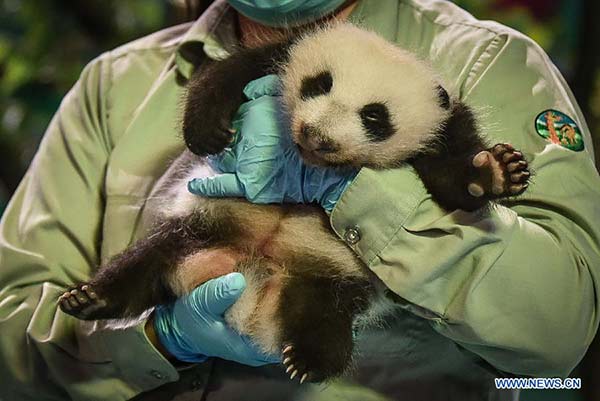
299 123 338 154
314 141 337 153
301 123 319 139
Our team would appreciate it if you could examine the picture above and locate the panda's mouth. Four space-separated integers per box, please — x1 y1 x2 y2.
294 141 351 168
292 122 343 166
295 142 331 166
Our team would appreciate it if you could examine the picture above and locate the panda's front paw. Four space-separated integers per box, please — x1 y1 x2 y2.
468 143 530 199
183 115 235 156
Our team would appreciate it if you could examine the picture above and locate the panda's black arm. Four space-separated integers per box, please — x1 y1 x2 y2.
410 102 489 212
410 102 530 211
183 40 292 156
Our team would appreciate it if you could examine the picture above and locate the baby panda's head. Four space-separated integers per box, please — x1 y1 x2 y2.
280 23 452 169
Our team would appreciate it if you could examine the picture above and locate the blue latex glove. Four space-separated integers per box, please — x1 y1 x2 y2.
153 272 279 365
187 74 357 212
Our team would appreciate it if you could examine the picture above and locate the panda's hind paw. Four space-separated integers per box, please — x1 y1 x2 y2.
58 284 108 320
282 344 310 384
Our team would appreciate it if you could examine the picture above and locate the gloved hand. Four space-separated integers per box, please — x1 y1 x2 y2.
187 74 357 212
153 272 279 365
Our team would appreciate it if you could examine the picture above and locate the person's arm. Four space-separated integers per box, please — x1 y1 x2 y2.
0 55 179 401
331 32 600 378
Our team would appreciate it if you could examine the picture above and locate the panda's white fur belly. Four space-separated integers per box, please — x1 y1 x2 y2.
147 151 376 355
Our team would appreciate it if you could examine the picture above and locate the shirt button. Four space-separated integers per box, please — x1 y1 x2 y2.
150 370 164 380
344 227 361 245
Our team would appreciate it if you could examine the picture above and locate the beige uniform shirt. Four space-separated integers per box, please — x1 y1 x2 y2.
0 0 598 400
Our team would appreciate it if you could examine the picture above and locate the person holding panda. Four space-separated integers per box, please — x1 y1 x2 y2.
0 0 598 401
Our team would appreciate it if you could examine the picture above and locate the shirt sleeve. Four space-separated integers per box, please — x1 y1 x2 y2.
0 55 180 401
331 32 600 378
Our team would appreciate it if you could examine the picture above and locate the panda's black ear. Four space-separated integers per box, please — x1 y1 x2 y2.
436 85 450 110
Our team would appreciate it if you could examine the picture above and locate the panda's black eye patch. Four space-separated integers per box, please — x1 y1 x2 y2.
300 71 333 100
359 103 394 142
436 85 450 110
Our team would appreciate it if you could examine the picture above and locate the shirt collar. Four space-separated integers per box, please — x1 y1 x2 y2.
175 0 239 80
175 0 370 80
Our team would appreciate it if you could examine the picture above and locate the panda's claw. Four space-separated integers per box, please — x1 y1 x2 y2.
281 342 311 383
81 285 98 300
61 301 71 311
59 294 72 311
507 160 527 173
67 293 79 308
502 151 522 163
510 183 528 195
492 143 514 154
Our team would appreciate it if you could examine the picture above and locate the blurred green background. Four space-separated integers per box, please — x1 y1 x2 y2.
0 0 598 400
0 0 189 211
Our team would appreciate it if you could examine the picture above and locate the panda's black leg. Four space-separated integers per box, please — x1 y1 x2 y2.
468 143 530 199
277 272 372 383
58 236 179 321
183 40 292 157
58 222 185 320
58 214 219 320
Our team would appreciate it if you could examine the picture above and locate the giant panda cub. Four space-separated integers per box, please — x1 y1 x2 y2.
58 23 530 383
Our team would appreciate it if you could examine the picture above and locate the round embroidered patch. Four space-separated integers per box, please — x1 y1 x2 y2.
535 109 584 151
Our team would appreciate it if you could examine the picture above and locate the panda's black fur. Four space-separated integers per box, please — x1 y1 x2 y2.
58 23 529 383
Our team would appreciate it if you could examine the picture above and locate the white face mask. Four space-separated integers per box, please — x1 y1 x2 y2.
227 0 347 27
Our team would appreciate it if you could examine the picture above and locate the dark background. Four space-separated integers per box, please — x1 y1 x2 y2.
0 1 598 400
